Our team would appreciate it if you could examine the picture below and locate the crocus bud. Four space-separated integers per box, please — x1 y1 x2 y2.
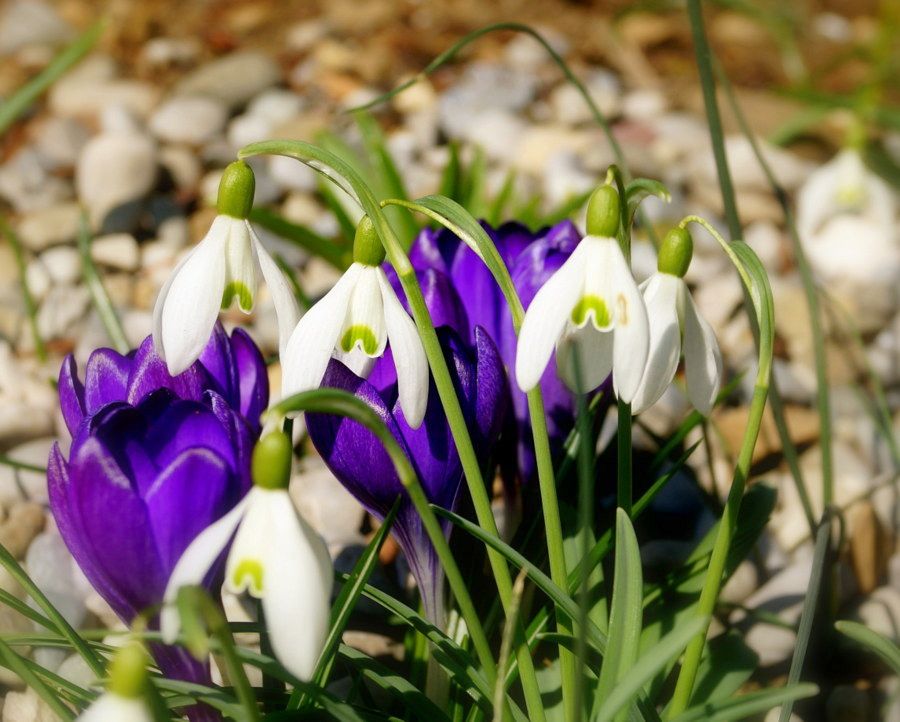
107 642 149 699
353 215 386 266
657 227 693 278
252 431 293 490
585 185 621 238
216 160 256 219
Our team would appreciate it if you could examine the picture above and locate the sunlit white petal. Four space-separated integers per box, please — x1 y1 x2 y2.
251 226 301 358
340 266 386 357
152 248 193 360
161 494 252 644
257 490 333 682
631 273 682 413
158 218 229 375
577 236 617 331
222 217 258 313
225 489 272 597
608 243 649 403
682 290 722 416
77 693 153 722
515 241 590 392
377 270 429 428
556 324 613 392
281 264 362 400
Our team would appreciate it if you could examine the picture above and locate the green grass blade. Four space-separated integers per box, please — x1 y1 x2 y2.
0 218 47 361
0 637 75 720
78 214 129 354
670 684 819 722
249 207 350 270
835 621 900 675
487 169 517 226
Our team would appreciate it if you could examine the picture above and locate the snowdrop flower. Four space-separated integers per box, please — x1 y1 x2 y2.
515 185 649 401
162 432 333 682
153 161 300 376
77 642 152 722
631 228 722 415
281 215 429 427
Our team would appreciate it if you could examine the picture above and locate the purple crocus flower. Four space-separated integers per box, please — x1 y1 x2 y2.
391 221 585 482
49 324 267 722
306 326 508 624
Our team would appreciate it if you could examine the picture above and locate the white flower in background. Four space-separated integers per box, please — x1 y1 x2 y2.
631 228 722 415
162 433 333 683
153 160 300 375
77 642 152 722
281 215 429 428
515 186 649 401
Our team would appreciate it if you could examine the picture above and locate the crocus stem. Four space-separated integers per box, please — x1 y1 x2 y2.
1 218 47 362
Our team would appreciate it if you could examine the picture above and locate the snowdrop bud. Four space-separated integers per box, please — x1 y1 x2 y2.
353 215 386 266
107 642 149 699
252 431 293 490
217 160 256 219
585 184 621 238
657 227 693 278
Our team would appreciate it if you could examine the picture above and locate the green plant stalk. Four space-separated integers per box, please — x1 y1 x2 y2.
1 218 47 362
383 195 575 719
0 20 104 136
241 141 545 722
178 587 260 722
575 388 594 722
713 63 834 509
493 570 527 722
0 637 75 720
0 455 46 474
78 215 129 354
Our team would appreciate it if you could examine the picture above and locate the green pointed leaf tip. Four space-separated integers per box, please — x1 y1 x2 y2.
252 432 292 490
217 160 256 219
107 641 148 699
352 215 386 266
658 227 693 277
586 184 621 237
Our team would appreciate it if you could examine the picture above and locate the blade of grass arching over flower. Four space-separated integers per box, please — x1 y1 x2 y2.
249 207 350 270
291 499 400 710
269 388 503 716
0 218 47 362
836 621 900 675
714 60 833 516
667 229 774 717
77 214 129 354
778 509 834 722
0 20 104 136
382 194 577 718
685 0 818 536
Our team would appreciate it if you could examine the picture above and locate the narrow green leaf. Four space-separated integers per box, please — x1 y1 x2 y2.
487 169 517 226
0 218 47 361
836 621 900 675
0 637 75 720
249 207 349 270
78 214 129 354
688 632 758 706
670 684 819 722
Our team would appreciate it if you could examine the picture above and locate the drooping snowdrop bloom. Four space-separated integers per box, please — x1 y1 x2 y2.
281 215 429 427
77 642 153 722
631 228 722 415
515 185 649 401
153 160 300 375
162 432 333 682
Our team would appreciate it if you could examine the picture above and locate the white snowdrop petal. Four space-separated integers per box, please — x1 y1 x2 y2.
515 242 589 392
608 243 650 403
160 494 252 644
251 225 301 359
578 236 618 331
258 490 333 682
224 490 274 597
222 218 259 313
631 273 683 414
342 266 386 357
77 693 153 722
682 289 723 416
556 324 613 392
280 264 361 400
158 217 230 375
152 246 193 360
377 270 429 428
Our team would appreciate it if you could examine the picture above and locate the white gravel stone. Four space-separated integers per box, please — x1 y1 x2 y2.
37 284 91 339
2 687 60 721
290 456 365 553
0 0 73 54
50 72 161 120
31 116 89 171
90 233 140 271
24 259 51 303
247 89 303 124
227 112 272 149
27 531 87 629
159 144 202 190
140 36 201 67
39 245 81 285
622 88 667 119
550 71 621 125
16 202 81 250
173 51 281 108
0 438 53 505
0 149 73 212
150 95 229 144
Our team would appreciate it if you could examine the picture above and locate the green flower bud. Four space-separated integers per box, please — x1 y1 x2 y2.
585 185 621 238
216 161 256 219
657 227 693 278
352 216 386 266
252 431 293 490
107 641 149 699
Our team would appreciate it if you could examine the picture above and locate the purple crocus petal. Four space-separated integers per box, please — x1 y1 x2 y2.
417 269 470 337
449 244 507 347
204 392 254 494
68 436 165 611
82 348 133 417
152 644 222 722
127 336 210 406
408 226 453 275
491 221 539 269
197 323 238 406
57 356 86 435
144 448 236 570
229 328 268 429
470 326 510 451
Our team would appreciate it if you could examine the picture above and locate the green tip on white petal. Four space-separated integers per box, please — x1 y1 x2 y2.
657 227 693 278
585 184 621 238
352 215 386 266
217 161 256 219
340 324 379 354
107 642 148 699
571 294 611 328
221 280 253 312
231 558 265 595
252 432 293 490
